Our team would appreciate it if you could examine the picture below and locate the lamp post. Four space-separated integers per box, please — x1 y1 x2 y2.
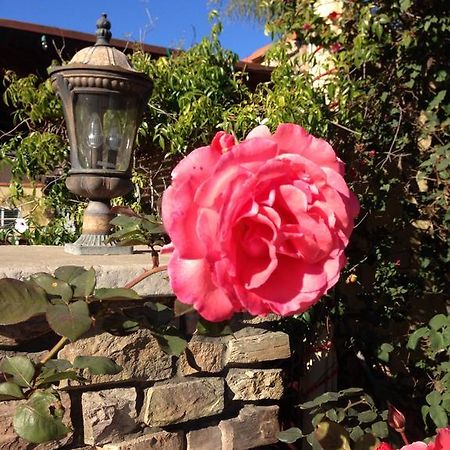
50 14 152 255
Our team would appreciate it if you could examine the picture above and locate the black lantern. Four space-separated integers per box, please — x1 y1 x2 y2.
50 14 152 254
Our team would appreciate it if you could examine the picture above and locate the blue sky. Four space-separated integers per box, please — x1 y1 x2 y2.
1 0 271 59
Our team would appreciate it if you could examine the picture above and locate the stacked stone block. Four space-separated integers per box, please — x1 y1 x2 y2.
0 323 290 450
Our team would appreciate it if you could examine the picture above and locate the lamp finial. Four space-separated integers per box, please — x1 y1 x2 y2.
95 13 112 46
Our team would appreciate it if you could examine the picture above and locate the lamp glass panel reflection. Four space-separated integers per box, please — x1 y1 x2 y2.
74 93 139 172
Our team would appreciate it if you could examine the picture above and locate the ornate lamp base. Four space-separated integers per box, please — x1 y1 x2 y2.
64 200 132 255
64 233 132 255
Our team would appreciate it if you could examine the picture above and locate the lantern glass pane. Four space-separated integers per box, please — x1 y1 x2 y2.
73 93 139 172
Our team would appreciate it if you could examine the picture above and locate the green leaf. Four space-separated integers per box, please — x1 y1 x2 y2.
407 327 428 350
71 268 96 298
196 318 233 336
354 433 378 450
426 390 442 406
54 266 86 283
145 302 174 327
174 300 195 317
338 388 364 396
430 405 448 428
315 421 351 450
371 421 388 438
94 288 141 301
30 273 73 303
43 359 73 372
358 410 378 423
429 314 448 330
46 300 92 342
73 356 122 375
430 329 444 351
400 0 412 12
277 427 303 443
0 279 48 325
35 370 78 387
153 328 188 356
0 356 35 387
13 391 69 443
350 425 364 441
300 392 340 409
0 382 24 400
428 90 447 110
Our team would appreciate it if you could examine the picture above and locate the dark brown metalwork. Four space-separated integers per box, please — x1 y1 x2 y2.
49 14 152 254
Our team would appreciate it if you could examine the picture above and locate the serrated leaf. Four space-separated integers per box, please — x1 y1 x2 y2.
0 356 35 387
430 404 448 428
429 314 448 330
371 421 388 438
35 370 78 387
71 268 96 298
277 427 303 443
407 327 428 350
350 425 364 441
0 279 48 325
30 273 73 303
0 382 24 400
94 288 141 301
54 266 86 283
153 329 188 356
43 359 73 372
358 410 378 423
46 300 92 342
426 390 441 406
73 356 122 375
13 391 69 443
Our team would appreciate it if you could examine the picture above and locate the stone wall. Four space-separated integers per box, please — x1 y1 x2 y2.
0 320 291 450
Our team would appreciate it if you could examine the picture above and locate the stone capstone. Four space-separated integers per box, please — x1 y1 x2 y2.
82 388 138 446
142 377 224 426
219 405 280 450
99 430 185 450
225 330 290 364
58 328 173 384
226 368 284 400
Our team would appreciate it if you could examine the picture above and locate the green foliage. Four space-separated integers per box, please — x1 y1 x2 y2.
407 313 450 429
279 388 387 448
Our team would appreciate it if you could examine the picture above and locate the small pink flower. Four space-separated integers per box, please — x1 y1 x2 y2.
330 42 343 53
394 259 401 266
302 23 312 31
368 150 377 158
162 124 359 321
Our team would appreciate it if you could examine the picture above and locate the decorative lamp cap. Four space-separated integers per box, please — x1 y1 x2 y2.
95 13 112 46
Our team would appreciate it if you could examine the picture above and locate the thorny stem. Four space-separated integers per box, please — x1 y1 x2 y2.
400 431 410 446
40 336 68 365
39 264 168 363
124 264 167 289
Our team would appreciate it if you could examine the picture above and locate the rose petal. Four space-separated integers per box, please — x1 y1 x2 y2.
168 252 236 321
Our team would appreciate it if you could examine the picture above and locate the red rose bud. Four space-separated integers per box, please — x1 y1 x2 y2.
330 43 343 53
388 403 406 432
368 150 376 157
302 23 312 31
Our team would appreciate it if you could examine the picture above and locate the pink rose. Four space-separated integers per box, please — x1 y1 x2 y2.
162 123 360 321
430 426 450 450
376 443 395 450
400 443 428 450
